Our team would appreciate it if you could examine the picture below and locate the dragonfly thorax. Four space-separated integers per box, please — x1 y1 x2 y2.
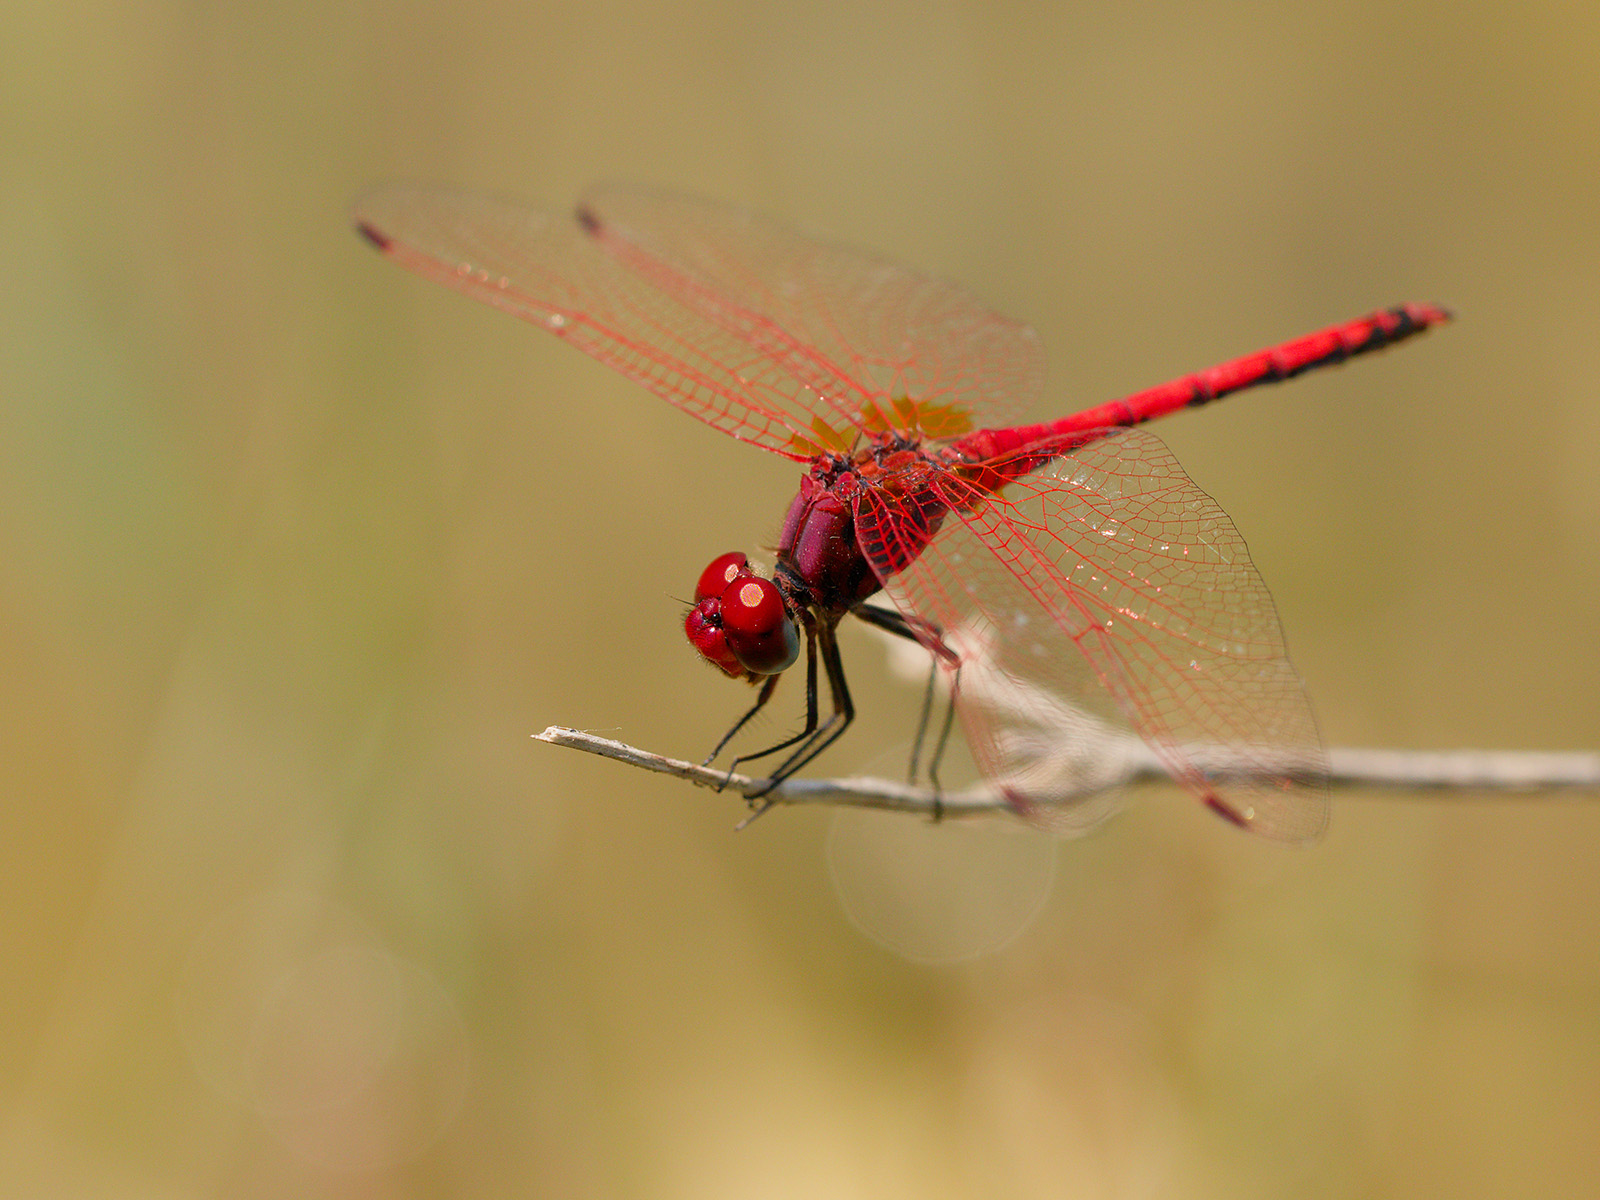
775 466 884 617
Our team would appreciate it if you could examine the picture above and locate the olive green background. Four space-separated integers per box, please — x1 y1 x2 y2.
4 0 1598 1196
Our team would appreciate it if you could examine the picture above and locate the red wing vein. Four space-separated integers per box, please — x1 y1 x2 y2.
865 429 1327 843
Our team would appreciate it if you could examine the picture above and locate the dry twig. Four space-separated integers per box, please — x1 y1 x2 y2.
534 726 1600 820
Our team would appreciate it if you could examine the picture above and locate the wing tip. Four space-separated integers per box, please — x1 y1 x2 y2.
1203 791 1253 830
355 220 392 253
1203 787 1328 846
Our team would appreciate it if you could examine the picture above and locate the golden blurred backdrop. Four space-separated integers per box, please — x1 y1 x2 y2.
3 0 1598 1196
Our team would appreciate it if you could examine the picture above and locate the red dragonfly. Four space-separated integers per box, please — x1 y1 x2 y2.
355 185 1449 843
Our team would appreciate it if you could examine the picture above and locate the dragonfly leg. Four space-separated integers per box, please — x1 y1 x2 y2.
853 602 961 815
742 618 855 802
703 673 781 772
922 664 961 821
852 602 957 663
720 611 822 787
910 655 938 782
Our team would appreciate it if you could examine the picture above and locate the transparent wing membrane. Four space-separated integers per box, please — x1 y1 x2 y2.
860 429 1328 844
355 186 1043 457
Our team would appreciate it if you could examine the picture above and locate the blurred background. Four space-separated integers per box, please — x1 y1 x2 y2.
4 0 1598 1196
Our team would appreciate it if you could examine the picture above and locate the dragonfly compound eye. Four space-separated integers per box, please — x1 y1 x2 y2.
685 598 745 678
719 576 800 676
694 551 751 602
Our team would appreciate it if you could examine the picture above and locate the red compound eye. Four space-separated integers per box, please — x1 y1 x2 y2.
694 552 750 602
685 553 798 678
684 598 743 678
718 576 799 675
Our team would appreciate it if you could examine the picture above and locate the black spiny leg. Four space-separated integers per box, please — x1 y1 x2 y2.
715 609 821 787
703 672 780 770
922 665 960 821
744 617 856 805
852 602 961 816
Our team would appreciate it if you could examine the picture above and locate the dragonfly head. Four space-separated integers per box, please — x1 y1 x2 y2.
685 552 800 680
